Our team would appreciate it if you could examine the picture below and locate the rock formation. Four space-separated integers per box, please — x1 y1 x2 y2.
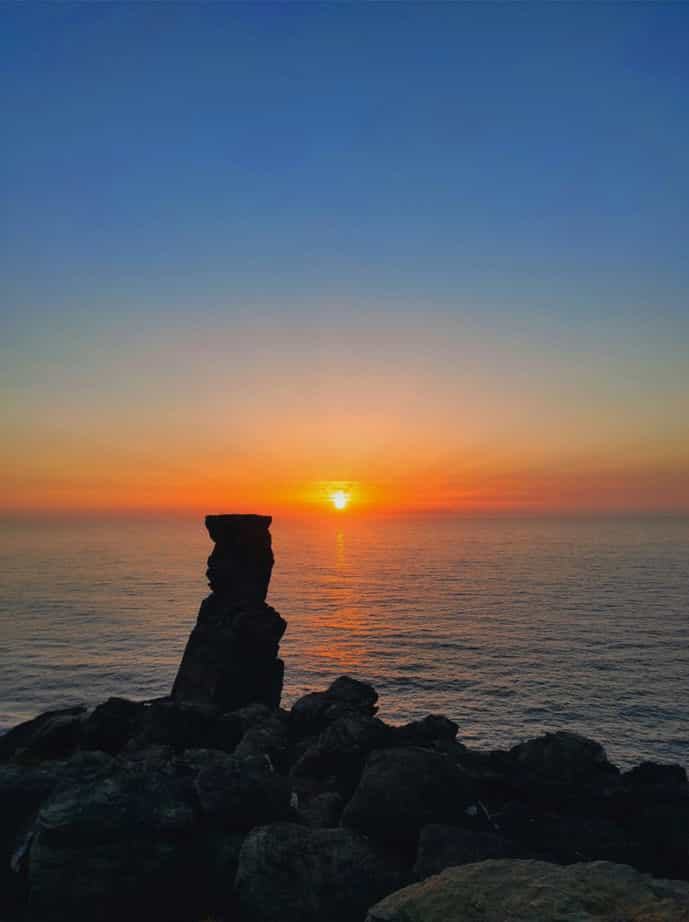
1 517 689 922
172 514 286 711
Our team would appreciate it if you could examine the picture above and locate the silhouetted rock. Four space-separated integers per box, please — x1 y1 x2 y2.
508 730 619 784
414 824 521 878
193 750 292 829
291 714 391 795
290 675 378 736
172 514 286 711
27 768 197 922
81 697 144 754
0 705 87 762
392 714 459 748
341 747 476 847
622 760 687 787
366 859 689 922
236 822 407 922
3 515 689 920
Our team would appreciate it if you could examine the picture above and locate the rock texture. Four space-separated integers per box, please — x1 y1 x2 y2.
172 514 286 711
2 516 689 922
236 822 406 922
366 859 689 921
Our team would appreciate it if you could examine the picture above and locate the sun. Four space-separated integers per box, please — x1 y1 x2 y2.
331 490 349 510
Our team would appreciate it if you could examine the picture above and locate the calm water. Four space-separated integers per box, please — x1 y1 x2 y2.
1 515 688 769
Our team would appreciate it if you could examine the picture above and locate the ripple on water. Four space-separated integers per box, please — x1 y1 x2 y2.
1 515 688 768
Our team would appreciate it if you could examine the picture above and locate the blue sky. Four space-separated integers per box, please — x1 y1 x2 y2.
2 2 688 512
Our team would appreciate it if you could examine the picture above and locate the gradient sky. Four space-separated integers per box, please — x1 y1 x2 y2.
2 3 688 515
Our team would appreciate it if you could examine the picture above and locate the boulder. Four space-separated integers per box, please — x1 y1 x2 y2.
193 750 292 830
291 714 391 795
296 791 344 828
290 676 379 737
0 706 87 762
491 803 630 865
236 822 407 922
508 731 619 784
392 715 459 748
413 824 520 879
341 747 476 847
623 761 688 787
0 761 64 915
132 697 216 751
81 697 144 754
233 711 289 770
27 768 198 922
366 859 689 921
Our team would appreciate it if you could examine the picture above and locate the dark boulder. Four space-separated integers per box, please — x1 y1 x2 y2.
296 791 344 828
193 750 292 830
291 714 391 796
414 823 520 879
290 676 378 737
233 710 289 770
0 761 64 915
341 747 476 847
235 822 407 922
392 715 459 748
27 768 198 922
0 706 87 762
132 697 216 752
622 761 687 787
508 731 619 785
492 802 630 865
81 697 145 754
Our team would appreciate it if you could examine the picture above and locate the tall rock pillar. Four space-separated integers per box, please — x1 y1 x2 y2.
172 514 286 711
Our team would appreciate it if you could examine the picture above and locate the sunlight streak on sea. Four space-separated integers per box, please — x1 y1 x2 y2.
1 515 688 768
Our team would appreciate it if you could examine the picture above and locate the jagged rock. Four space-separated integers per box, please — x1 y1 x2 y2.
205 513 274 603
27 769 198 922
172 514 286 712
290 676 378 736
365 859 689 922
623 760 687 786
131 696 217 751
81 697 144 754
236 822 407 922
414 824 521 878
509 730 619 783
392 715 459 748
0 705 87 762
234 712 289 770
291 714 391 795
0 761 64 915
341 747 476 847
193 750 292 829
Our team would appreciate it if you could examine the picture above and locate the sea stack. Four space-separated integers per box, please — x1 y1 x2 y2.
172 514 286 710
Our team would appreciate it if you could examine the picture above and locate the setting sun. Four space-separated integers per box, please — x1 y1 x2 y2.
331 490 349 510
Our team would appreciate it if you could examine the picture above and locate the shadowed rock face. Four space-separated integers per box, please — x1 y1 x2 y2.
172 515 286 711
205 514 274 604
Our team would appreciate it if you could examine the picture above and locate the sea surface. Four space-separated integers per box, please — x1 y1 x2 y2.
1 515 688 769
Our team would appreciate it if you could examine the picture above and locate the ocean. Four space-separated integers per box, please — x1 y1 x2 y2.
1 514 687 769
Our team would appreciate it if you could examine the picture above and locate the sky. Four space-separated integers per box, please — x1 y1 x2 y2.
2 2 688 516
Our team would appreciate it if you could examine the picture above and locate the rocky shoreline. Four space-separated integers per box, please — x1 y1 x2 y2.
2 515 688 921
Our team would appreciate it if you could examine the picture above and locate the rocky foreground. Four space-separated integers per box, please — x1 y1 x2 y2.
2 515 688 921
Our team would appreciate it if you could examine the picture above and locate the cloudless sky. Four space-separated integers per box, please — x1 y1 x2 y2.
2 2 688 514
